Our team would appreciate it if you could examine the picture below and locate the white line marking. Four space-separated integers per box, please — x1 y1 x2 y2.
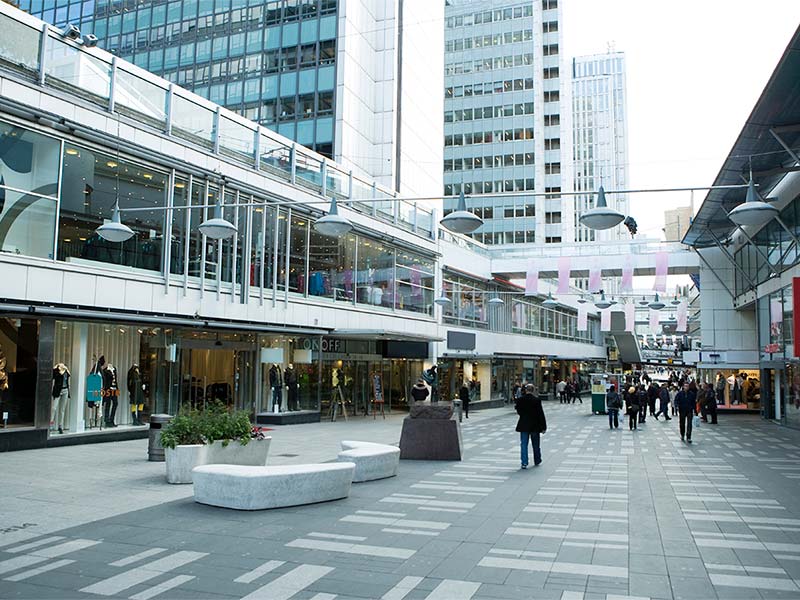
3 559 74 582
234 560 285 584
5 537 65 554
80 551 207 596
424 579 481 600
286 538 415 560
109 548 167 567
381 575 424 600
241 564 334 600
129 574 195 600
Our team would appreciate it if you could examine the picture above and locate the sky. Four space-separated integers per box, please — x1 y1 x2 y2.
563 0 800 241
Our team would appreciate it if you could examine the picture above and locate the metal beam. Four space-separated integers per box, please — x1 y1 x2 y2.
732 224 778 276
707 229 758 290
694 249 735 300
770 128 800 165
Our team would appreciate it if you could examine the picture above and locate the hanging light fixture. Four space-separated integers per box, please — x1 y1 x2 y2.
638 295 649 306
728 176 778 227
313 196 353 237
488 293 504 306
440 190 483 234
199 201 238 240
542 292 558 308
594 292 612 310
648 294 665 310
671 296 681 306
96 201 135 242
434 288 451 306
576 296 587 304
578 186 625 230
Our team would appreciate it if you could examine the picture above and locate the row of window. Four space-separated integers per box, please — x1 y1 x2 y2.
445 102 534 122
445 3 535 29
445 29 533 53
444 127 557 148
445 77 535 99
443 148 560 172
444 183 562 197
445 52 534 76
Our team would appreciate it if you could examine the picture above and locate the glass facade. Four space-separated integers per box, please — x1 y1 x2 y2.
21 0 339 157
0 317 40 429
443 0 562 245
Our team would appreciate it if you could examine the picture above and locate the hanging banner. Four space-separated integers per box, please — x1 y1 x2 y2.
677 301 688 332
621 255 634 292
577 306 588 331
624 303 635 332
649 308 660 330
588 258 602 293
557 256 571 294
600 309 611 331
653 251 668 292
525 262 539 296
770 298 783 338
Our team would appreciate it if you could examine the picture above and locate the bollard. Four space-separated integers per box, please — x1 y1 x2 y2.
452 399 462 423
148 414 173 462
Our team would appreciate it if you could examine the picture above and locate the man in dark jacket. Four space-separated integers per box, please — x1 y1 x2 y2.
515 383 546 469
637 385 648 424
675 382 697 442
459 381 470 418
654 384 671 420
411 379 429 402
605 385 622 429
647 382 659 416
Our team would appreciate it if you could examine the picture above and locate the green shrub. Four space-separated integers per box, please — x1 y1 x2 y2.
160 403 254 449
160 409 205 450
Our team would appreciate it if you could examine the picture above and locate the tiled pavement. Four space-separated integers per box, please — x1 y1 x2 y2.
1 403 800 599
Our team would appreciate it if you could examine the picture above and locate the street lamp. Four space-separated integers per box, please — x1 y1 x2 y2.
594 292 612 310
440 191 483 234
198 202 239 240
542 292 558 308
578 186 625 230
96 202 135 243
727 177 779 227
648 294 665 311
313 196 353 237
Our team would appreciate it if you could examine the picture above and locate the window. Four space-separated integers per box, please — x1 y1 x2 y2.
545 211 562 224
543 20 559 32
543 0 558 8
543 67 559 80
544 114 560 126
0 317 39 428
545 236 562 243
545 138 561 150
543 43 559 56
545 163 561 175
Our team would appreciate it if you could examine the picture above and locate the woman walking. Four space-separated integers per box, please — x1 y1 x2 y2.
515 383 547 469
459 380 470 419
625 385 639 430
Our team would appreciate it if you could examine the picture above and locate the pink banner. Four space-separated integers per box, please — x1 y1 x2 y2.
600 309 611 331
621 256 634 292
770 298 783 338
649 308 660 330
625 303 635 332
577 306 588 331
653 251 668 292
525 262 538 296
677 301 688 332
557 256 571 294
588 259 601 293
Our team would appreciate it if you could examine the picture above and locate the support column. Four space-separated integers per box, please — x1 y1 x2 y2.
70 322 88 433
775 368 782 422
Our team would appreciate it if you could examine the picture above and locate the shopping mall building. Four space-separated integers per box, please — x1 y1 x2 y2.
0 5 605 450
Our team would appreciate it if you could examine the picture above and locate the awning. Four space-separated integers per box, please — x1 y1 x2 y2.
683 25 800 248
330 330 444 342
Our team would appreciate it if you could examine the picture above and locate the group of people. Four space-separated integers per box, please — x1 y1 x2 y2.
555 378 583 404
605 378 719 443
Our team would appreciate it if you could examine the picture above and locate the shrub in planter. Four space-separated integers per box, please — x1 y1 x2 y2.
160 409 205 450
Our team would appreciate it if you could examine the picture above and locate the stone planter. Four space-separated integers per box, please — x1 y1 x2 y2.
204 437 271 466
165 444 205 484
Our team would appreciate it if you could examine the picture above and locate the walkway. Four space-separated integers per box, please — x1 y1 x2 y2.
1 403 799 599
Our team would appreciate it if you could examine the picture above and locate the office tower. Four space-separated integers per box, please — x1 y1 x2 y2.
21 0 443 196
572 51 629 242
663 206 692 241
443 0 571 245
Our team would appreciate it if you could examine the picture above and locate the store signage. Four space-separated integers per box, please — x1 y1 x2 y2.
300 338 343 353
794 278 800 357
764 343 781 354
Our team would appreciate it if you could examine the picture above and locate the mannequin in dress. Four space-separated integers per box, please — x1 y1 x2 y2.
51 363 71 434
269 364 283 412
102 362 119 427
127 364 145 426
284 364 298 411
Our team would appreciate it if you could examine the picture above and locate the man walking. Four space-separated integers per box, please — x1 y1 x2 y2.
515 383 547 469
675 381 697 443
556 379 567 403
654 383 671 420
606 385 622 429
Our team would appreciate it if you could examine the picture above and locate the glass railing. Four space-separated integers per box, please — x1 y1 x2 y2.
0 4 435 240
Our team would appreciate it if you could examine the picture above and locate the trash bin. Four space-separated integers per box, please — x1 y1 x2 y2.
148 414 173 462
452 399 462 423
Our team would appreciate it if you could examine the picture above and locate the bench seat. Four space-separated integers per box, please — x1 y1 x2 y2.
337 441 400 482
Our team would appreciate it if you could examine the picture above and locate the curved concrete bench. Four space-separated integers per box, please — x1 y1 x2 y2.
337 441 400 483
193 463 355 510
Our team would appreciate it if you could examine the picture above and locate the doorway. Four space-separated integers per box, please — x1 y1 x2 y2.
179 346 256 413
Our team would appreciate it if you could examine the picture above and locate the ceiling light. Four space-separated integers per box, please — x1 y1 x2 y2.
106 161 118 168
578 186 625 230
440 191 483 234
199 202 238 240
638 295 649 306
576 297 587 304
594 293 612 310
542 292 558 308
174 182 186 189
314 196 353 237
96 202 135 242
728 177 778 227
66 148 79 156
488 294 504 306
434 289 451 306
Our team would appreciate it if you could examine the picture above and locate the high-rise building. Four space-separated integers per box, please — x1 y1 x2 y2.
20 0 443 197
571 51 629 243
442 0 571 245
663 206 692 241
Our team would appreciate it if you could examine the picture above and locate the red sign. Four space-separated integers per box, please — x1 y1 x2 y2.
764 343 781 354
794 278 800 357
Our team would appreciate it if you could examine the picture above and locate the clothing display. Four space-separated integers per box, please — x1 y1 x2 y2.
102 364 119 427
284 365 299 411
269 364 283 412
127 365 145 426
51 364 70 434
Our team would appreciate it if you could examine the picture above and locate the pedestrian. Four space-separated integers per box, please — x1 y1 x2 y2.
411 378 429 402
625 385 639 430
675 381 697 443
459 380 470 419
637 384 648 424
669 384 678 416
512 380 522 402
556 379 567 403
654 383 671 420
606 384 622 429
647 382 658 416
515 383 546 469
572 379 583 404
701 382 718 424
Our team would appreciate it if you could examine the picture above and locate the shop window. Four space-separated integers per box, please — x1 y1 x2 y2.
308 227 354 301
58 144 167 273
357 236 393 308
396 252 434 315
0 317 38 429
0 122 59 259
288 214 308 294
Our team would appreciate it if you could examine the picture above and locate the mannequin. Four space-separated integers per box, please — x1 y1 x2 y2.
269 364 283 412
86 355 104 428
284 364 298 411
127 364 145 426
102 362 119 427
51 363 70 434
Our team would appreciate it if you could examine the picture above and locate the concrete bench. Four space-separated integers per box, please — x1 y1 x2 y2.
337 440 400 482
192 462 355 510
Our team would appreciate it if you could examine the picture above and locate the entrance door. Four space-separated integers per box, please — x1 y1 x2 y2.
180 348 236 411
